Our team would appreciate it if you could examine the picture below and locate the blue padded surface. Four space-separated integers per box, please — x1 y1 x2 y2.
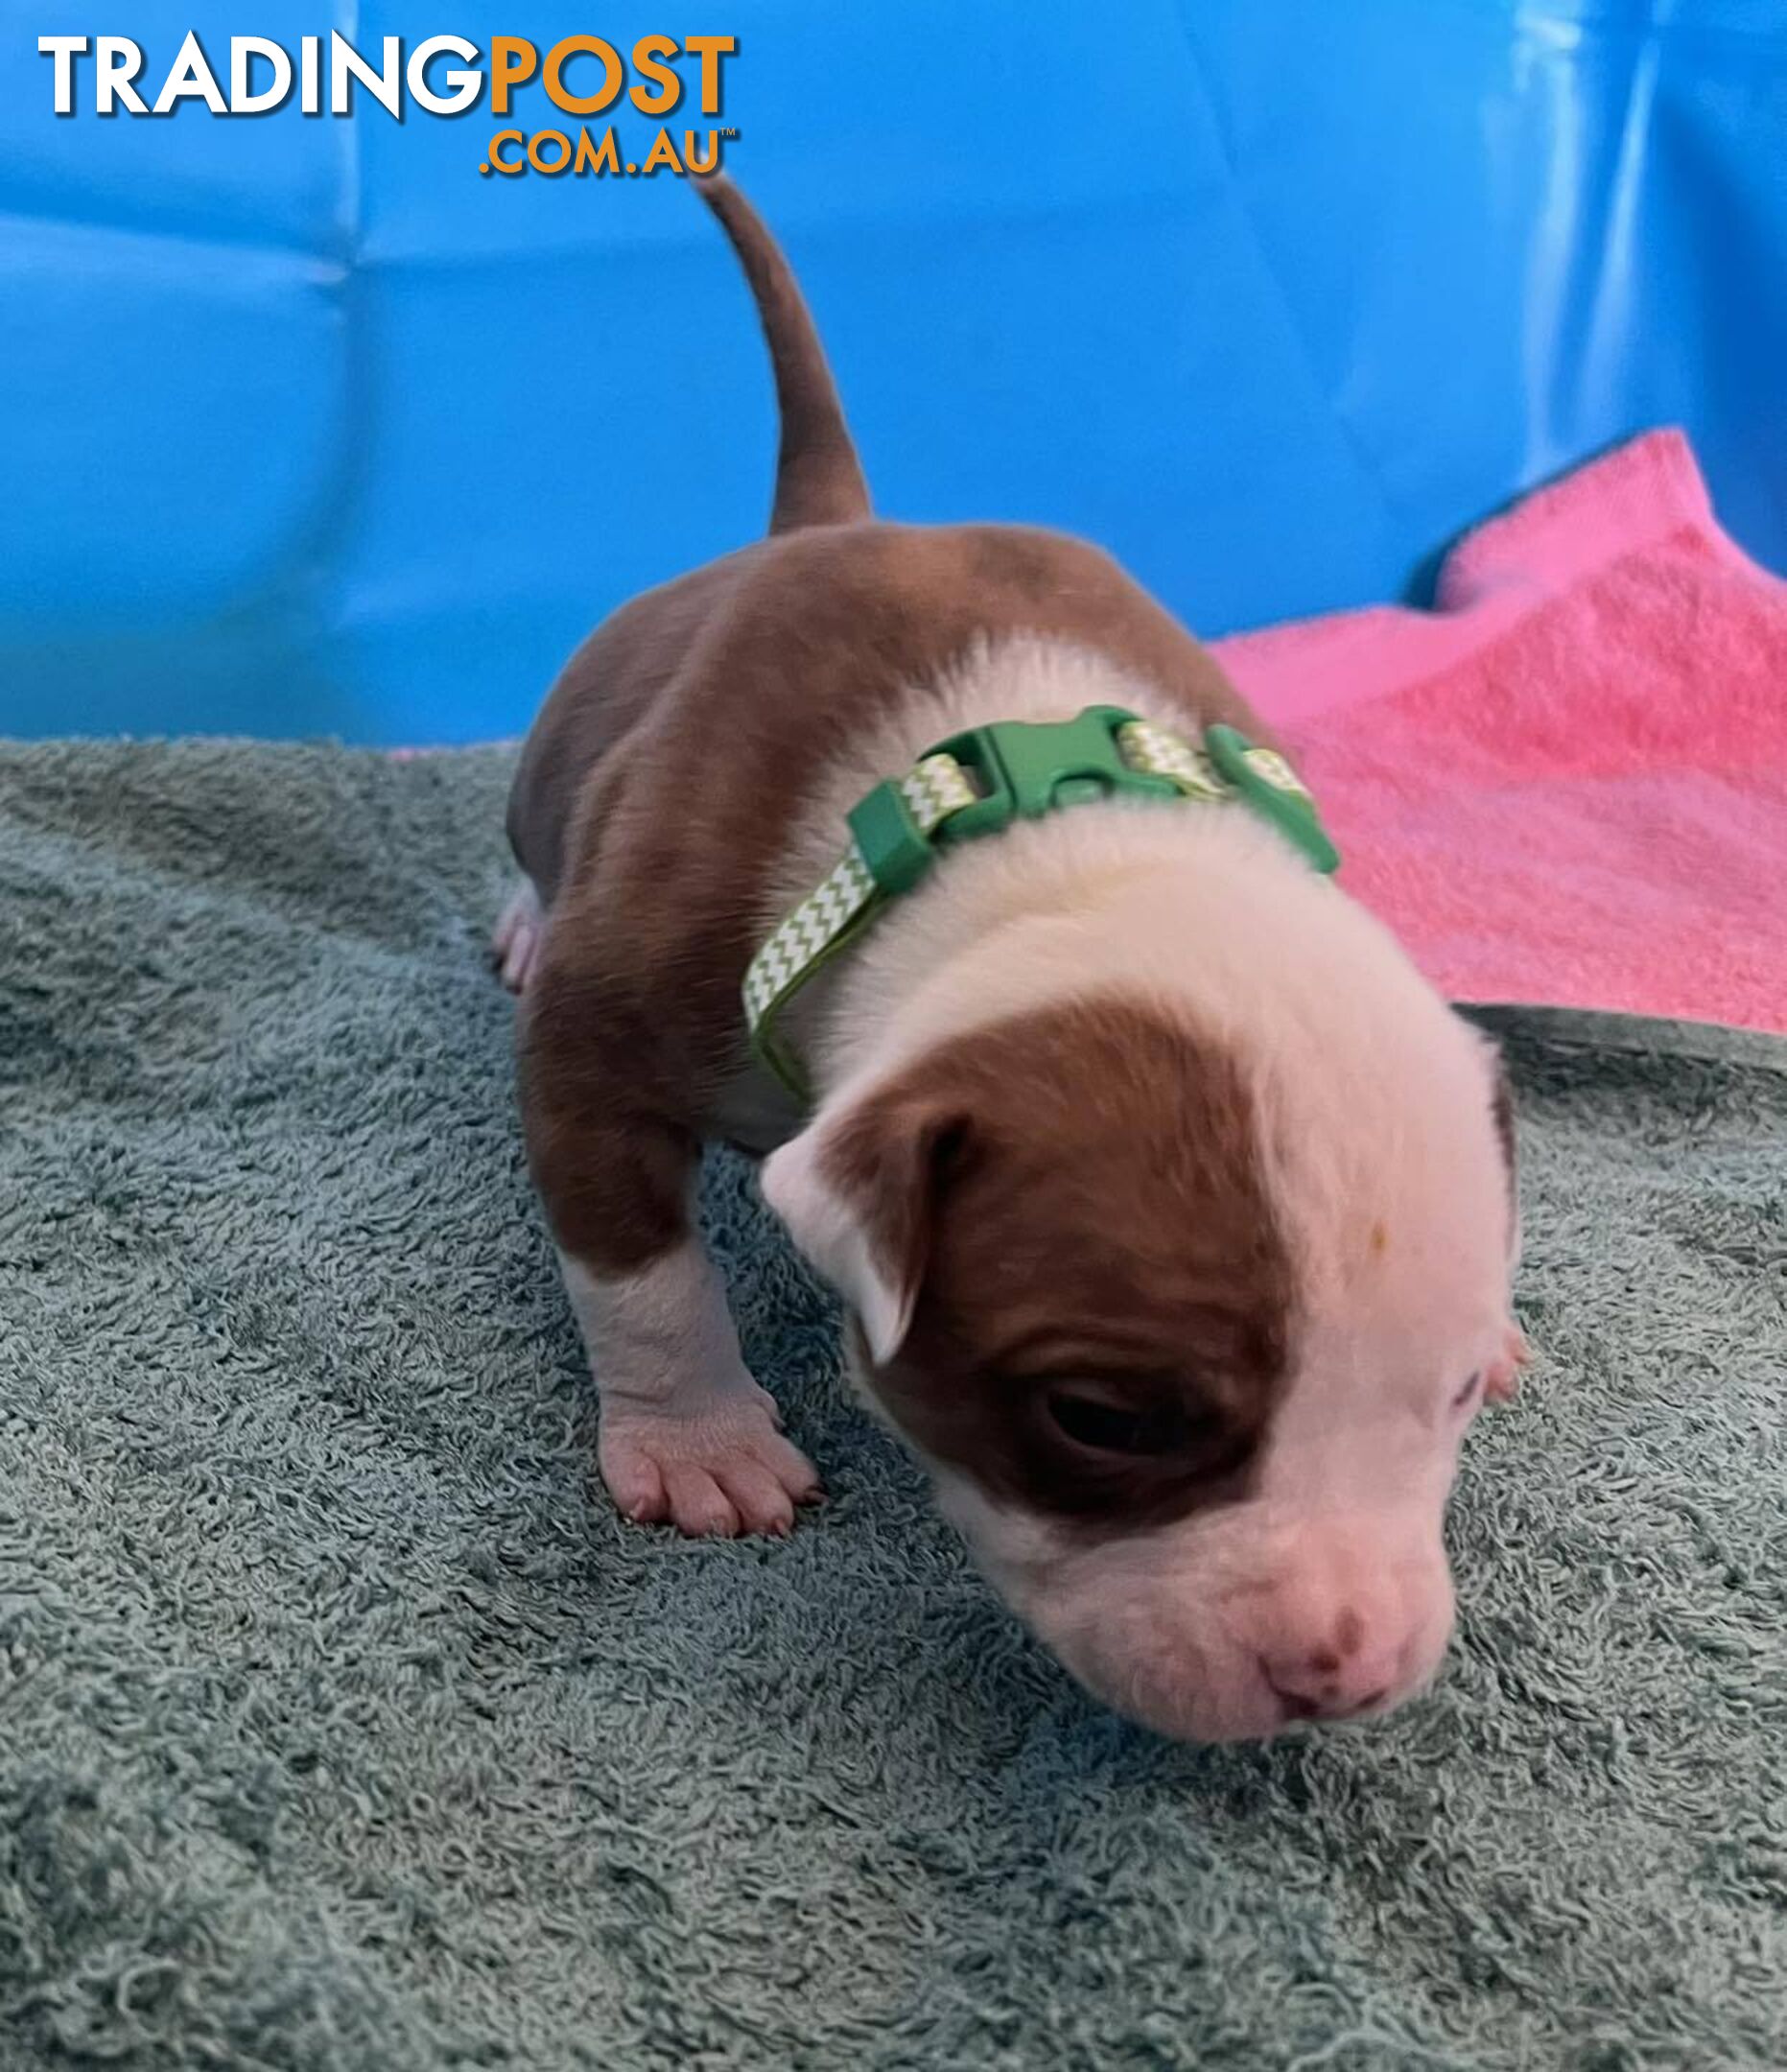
5 1 1785 742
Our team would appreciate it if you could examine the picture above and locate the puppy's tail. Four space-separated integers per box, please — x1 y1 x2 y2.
694 174 871 534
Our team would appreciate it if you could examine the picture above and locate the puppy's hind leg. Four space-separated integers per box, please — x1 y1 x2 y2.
493 881 545 994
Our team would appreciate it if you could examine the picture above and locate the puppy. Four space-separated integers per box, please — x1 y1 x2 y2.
500 176 1526 1742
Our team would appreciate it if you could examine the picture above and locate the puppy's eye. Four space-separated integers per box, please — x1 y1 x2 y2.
1045 1387 1178 1457
1451 1372 1483 1413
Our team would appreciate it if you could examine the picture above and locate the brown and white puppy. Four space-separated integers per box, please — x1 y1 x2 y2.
501 177 1526 1742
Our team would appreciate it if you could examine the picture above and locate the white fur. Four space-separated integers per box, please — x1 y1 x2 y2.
758 1136 911 1362
756 634 1515 1739
559 1240 752 1410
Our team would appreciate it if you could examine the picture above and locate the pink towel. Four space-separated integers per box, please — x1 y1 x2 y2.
1212 429 1787 1036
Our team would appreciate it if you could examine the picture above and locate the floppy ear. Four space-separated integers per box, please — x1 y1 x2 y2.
761 1085 965 1364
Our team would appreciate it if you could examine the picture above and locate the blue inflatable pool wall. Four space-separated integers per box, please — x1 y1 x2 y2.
5 2 1783 743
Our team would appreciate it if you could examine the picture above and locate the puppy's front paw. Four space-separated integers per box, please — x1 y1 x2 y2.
599 1387 822 1538
1485 1320 1531 1404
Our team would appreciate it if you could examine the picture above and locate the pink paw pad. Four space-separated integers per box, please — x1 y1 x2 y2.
600 1390 822 1539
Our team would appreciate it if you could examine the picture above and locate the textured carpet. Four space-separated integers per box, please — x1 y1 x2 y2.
1 740 1782 2072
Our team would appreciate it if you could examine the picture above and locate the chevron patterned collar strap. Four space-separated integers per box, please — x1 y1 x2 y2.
742 705 1339 1100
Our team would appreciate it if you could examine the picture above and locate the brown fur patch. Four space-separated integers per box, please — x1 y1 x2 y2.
822 998 1295 1529
511 523 1273 1275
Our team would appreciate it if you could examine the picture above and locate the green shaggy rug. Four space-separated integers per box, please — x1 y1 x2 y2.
1 740 1782 2072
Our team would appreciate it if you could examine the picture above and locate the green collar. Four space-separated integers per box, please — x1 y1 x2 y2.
743 705 1339 1100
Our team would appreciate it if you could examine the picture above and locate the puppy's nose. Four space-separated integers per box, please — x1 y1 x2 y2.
1258 1622 1403 1722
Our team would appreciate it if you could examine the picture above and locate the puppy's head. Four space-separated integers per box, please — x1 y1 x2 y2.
763 985 1517 1742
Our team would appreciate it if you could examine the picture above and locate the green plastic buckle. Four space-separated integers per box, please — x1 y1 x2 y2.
932 705 1177 844
843 706 1338 901
1206 723 1341 874
847 705 1178 898
847 780 936 896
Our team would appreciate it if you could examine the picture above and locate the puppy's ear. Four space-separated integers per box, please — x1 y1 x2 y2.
761 1085 967 1364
